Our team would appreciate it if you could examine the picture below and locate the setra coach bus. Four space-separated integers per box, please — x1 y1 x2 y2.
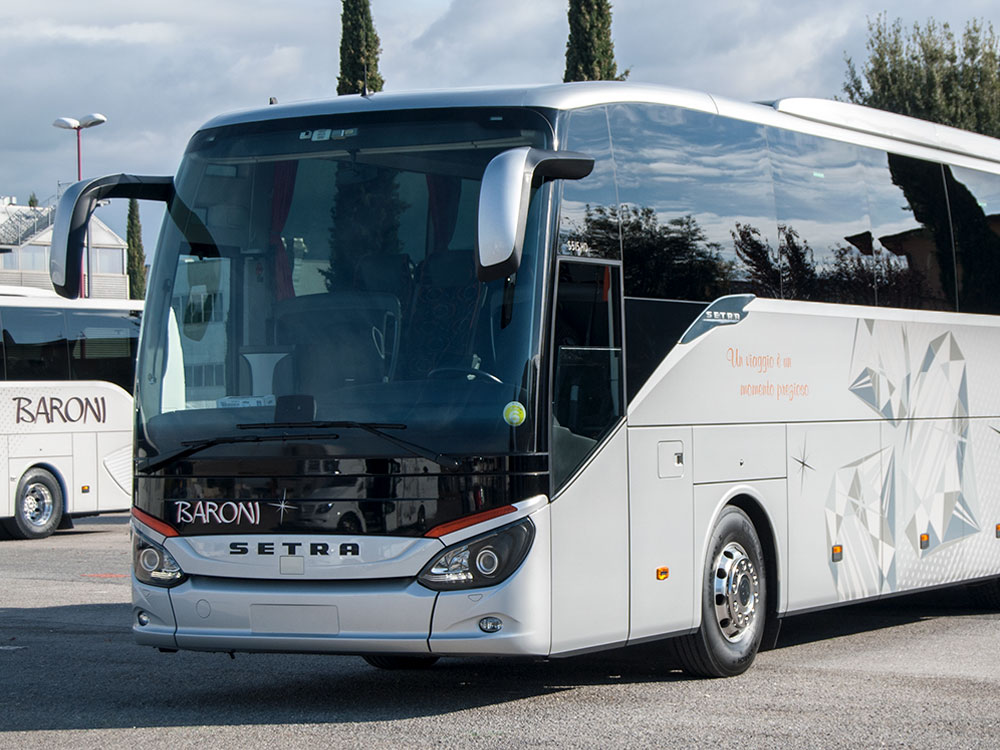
49 82 1000 677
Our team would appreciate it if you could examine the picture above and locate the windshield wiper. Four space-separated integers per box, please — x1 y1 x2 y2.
237 420 462 469
135 430 340 474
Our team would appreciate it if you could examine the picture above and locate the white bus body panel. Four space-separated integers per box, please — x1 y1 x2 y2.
626 425 696 641
631 297 1000 616
550 423 629 655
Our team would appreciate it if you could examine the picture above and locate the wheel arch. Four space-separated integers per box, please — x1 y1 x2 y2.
728 493 781 647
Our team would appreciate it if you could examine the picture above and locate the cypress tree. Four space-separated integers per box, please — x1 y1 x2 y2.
564 0 628 82
126 198 146 299
326 0 403 291
338 0 384 95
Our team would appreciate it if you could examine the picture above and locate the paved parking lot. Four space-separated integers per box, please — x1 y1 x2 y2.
2 514 1000 748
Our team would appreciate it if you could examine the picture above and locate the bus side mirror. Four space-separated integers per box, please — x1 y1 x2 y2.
476 147 594 282
50 174 174 298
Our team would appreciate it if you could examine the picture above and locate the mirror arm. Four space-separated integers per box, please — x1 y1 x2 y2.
50 174 174 298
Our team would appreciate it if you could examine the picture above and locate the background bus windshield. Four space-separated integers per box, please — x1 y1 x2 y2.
137 109 551 465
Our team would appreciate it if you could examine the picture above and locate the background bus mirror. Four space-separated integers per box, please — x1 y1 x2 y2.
50 174 174 299
476 147 594 282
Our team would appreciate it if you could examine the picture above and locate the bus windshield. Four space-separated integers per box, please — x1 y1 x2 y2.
136 109 552 466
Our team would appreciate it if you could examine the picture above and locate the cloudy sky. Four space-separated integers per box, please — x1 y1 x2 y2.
1 0 996 251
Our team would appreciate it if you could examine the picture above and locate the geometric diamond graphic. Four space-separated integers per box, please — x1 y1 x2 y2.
825 447 891 598
845 320 979 581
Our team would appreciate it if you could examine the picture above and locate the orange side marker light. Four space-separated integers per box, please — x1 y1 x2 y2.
656 567 669 580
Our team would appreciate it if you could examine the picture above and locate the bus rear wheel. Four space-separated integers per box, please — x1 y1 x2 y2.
4 468 63 540
362 654 440 670
675 505 766 678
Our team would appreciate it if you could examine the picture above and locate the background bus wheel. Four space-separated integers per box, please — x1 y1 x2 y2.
675 505 766 678
362 654 440 670
4 468 63 540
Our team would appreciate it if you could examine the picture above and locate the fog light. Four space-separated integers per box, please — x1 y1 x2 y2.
137 611 150 627
479 616 503 633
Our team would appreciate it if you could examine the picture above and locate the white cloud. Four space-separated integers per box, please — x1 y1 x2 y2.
0 20 180 45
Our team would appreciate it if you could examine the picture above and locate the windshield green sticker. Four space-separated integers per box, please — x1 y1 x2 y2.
503 401 526 427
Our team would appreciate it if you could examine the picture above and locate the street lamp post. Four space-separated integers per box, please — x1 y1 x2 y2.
53 113 107 181
53 113 106 297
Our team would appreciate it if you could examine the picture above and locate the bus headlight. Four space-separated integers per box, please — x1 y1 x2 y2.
132 529 187 587
418 518 534 591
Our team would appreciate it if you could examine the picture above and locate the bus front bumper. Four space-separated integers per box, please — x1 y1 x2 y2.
132 553 551 657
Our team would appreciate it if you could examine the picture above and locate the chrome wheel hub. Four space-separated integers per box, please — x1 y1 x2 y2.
713 541 760 642
22 483 54 527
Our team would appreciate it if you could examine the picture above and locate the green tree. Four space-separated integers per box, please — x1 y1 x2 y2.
564 0 628 82
843 15 1000 137
337 0 384 95
326 0 402 291
126 198 146 299
27 192 38 208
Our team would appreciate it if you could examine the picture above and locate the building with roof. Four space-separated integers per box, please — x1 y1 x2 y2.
0 196 129 298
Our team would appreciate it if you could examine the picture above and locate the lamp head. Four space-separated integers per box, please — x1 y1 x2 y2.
78 113 107 129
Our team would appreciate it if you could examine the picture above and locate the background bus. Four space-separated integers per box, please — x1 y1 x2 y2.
48 82 1000 677
0 288 140 539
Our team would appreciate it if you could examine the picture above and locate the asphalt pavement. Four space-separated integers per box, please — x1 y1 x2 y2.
2 514 999 748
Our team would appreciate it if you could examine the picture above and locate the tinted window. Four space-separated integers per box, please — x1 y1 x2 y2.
768 129 875 303
558 107 621 260
609 103 776 301
551 261 623 488
3 307 70 380
864 151 954 310
66 309 141 392
946 165 1000 314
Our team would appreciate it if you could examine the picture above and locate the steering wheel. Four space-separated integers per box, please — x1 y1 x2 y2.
427 367 503 384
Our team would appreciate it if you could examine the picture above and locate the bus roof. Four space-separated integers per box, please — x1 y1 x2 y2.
198 81 1000 168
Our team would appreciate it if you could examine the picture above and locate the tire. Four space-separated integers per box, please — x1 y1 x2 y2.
362 654 440 670
3 468 63 540
675 506 766 678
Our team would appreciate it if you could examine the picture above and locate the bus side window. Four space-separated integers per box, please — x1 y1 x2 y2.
865 151 955 311
558 106 620 260
67 310 141 392
946 165 1000 315
3 307 71 381
767 129 873 304
551 261 623 490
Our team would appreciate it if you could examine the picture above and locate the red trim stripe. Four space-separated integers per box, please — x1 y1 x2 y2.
424 505 517 538
131 507 179 538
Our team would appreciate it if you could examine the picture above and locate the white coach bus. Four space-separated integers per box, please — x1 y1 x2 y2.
49 83 1000 677
0 288 140 539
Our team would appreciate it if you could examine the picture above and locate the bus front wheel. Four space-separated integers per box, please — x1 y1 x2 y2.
675 506 766 678
4 468 63 540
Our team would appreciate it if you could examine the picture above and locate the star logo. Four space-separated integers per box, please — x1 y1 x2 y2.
791 437 815 491
269 490 296 522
